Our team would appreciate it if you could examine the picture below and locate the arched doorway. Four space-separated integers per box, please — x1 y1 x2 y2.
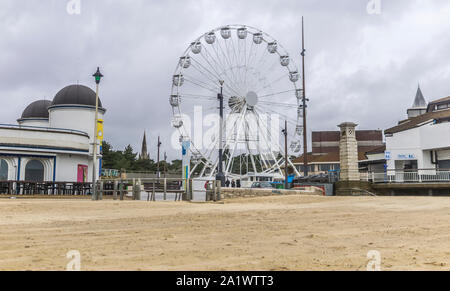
0 160 8 181
25 160 45 182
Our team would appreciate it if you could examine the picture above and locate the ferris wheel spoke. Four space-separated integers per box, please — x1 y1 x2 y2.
250 47 271 77
259 101 298 108
189 63 237 98
239 39 251 94
209 43 240 91
190 56 222 83
193 52 240 97
226 38 245 95
259 89 297 99
255 73 290 94
199 46 239 94
201 42 228 77
235 40 245 92
184 75 221 93
190 63 223 90
181 96 217 103
212 42 236 84
180 93 216 99
256 105 298 127
259 59 285 87
215 40 240 89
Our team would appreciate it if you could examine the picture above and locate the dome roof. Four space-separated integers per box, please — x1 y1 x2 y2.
21 100 52 119
52 85 103 108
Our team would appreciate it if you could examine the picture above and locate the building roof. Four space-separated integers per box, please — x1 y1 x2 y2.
365 145 386 155
385 108 450 135
52 85 103 108
428 96 450 105
411 86 427 108
292 152 368 164
20 100 52 120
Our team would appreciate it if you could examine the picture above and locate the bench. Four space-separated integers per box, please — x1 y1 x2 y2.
143 181 185 201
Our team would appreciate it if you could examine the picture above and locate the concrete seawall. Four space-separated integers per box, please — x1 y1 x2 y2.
221 188 323 199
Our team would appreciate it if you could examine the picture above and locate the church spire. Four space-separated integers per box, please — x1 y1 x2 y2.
407 84 428 119
412 84 427 108
140 131 149 160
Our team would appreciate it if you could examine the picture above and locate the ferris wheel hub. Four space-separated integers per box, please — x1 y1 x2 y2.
245 91 258 107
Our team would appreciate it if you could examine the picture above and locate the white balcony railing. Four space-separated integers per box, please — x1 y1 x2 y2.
363 169 450 184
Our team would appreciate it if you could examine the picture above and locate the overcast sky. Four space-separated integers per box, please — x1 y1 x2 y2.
1 0 450 161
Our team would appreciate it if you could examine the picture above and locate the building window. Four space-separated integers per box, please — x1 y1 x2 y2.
438 160 450 170
319 164 332 172
25 160 44 182
299 165 314 173
0 160 8 181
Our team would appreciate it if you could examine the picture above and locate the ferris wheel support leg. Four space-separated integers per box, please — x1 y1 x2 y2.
253 109 284 174
288 157 302 178
225 110 246 174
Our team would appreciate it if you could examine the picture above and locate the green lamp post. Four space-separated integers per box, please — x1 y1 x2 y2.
92 67 103 201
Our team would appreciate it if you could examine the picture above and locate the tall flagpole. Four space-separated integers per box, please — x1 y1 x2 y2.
301 16 309 177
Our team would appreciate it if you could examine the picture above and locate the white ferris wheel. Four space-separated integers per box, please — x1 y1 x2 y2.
170 25 304 178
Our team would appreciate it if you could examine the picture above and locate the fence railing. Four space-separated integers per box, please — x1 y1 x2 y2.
362 169 450 184
0 178 193 201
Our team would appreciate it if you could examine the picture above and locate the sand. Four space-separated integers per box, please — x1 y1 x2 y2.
0 195 449 271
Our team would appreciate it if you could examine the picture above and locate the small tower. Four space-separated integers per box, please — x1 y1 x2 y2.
140 132 150 160
338 122 360 181
407 85 427 119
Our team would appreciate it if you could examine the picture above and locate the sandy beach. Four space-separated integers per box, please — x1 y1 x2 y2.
0 195 449 271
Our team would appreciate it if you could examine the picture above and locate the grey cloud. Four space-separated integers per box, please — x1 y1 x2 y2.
1 0 449 161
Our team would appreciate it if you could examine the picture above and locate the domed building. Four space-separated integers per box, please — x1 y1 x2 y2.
17 100 52 127
0 84 105 186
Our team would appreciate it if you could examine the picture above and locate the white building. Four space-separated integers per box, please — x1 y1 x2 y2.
385 86 450 171
0 84 105 183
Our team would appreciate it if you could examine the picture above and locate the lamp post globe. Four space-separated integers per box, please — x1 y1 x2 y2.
93 67 104 84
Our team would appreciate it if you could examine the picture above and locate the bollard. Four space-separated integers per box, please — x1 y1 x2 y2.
113 180 118 200
131 179 136 200
99 181 104 200
152 181 156 202
217 181 222 201
133 179 141 201
119 181 124 201
187 179 192 201
164 178 167 201
133 180 141 201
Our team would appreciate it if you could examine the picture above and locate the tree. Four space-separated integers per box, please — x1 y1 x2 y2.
101 140 182 174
